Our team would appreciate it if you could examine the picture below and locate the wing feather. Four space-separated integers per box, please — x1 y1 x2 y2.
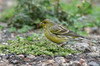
50 25 84 38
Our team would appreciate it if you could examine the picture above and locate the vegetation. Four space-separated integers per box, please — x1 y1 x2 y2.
0 0 99 34
0 33 77 56
0 0 100 56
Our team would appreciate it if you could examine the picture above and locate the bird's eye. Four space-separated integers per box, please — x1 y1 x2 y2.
43 21 47 24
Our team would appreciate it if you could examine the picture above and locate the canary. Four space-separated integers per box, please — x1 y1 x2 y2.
41 19 84 44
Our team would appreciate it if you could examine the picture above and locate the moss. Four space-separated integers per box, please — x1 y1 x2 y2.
0 33 78 56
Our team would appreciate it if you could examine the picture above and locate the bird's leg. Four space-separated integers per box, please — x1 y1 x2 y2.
59 44 65 47
58 42 68 47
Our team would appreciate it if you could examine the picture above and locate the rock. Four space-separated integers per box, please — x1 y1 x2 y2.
87 52 100 57
65 54 74 59
54 57 66 64
84 27 92 34
32 55 51 62
24 57 31 62
18 54 25 59
75 43 89 51
79 58 88 66
32 56 44 62
32 62 43 66
42 60 55 66
47 62 59 66
90 46 97 52
65 54 79 61
4 54 15 59
0 22 7 27
79 58 85 64
81 39 90 43
10 59 19 64
70 61 81 66
43 59 55 64
3 29 11 37
0 59 13 66
2 42 8 45
26 55 35 59
88 61 100 66
20 64 29 66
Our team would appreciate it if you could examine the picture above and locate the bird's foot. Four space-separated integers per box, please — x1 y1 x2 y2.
59 44 65 47
58 42 68 47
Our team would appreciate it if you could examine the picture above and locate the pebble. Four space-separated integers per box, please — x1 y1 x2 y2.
54 57 66 64
88 61 100 66
0 26 99 66
75 43 89 51
10 59 19 64
26 55 35 59
79 58 88 66
18 54 25 59
87 52 100 57
2 42 8 45
32 62 43 66
70 61 81 66
91 46 97 52
43 59 55 64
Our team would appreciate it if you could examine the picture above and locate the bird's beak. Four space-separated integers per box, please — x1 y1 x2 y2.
39 22 43 27
40 22 42 26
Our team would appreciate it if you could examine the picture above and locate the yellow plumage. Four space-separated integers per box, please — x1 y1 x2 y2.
41 19 84 44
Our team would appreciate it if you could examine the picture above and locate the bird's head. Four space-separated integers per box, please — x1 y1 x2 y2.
40 19 55 28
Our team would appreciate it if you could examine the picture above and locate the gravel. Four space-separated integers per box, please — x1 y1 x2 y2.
0 28 100 66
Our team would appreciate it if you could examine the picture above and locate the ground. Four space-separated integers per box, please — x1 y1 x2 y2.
0 23 100 66
0 0 100 66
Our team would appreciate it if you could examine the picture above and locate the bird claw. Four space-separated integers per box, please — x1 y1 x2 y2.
58 42 68 47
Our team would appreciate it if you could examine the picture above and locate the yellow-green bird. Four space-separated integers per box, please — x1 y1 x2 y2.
41 19 84 44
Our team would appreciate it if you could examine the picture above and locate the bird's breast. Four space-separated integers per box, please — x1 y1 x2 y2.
44 29 68 44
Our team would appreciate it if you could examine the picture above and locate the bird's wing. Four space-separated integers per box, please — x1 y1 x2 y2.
50 25 84 38
50 25 69 34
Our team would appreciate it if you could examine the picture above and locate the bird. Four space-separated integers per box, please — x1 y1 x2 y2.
41 19 84 45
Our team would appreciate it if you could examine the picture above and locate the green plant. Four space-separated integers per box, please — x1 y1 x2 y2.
7 0 70 28
0 25 4 30
0 8 16 22
0 33 77 56
8 27 17 32
17 25 33 33
8 13 33 28
76 0 92 15
8 25 33 33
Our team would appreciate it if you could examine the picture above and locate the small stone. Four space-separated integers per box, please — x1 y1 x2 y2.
84 27 92 33
2 42 8 45
20 64 28 66
32 62 43 66
42 60 55 66
24 58 31 61
90 46 97 52
79 58 85 64
10 60 19 64
54 57 66 64
26 55 35 59
70 61 81 66
5 54 15 59
79 58 88 66
48 62 59 66
32 57 43 62
61 63 70 66
18 54 25 58
44 59 55 64
87 52 100 57
0 22 7 27
88 61 100 66
75 43 89 51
